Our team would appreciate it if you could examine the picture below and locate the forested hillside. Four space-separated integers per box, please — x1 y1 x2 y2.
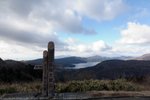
0 58 150 83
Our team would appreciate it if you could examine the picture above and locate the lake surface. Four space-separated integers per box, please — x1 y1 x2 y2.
73 62 100 69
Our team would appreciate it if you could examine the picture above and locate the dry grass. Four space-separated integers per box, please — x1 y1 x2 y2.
56 79 142 92
0 81 41 95
0 79 149 95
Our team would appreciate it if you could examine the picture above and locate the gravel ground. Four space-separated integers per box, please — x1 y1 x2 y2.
1 91 150 100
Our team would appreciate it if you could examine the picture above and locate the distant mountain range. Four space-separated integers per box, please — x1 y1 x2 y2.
25 55 133 68
26 57 87 68
134 53 150 60
0 54 150 82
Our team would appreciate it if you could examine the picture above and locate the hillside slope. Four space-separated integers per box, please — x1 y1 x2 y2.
0 58 41 82
1 58 150 82
57 60 150 81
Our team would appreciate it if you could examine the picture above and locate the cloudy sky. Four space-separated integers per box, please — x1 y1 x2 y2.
1 0 150 60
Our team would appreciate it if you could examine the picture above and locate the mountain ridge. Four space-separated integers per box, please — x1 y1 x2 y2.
0 58 150 82
134 53 150 60
25 55 133 67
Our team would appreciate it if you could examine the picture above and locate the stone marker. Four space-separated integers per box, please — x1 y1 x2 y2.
48 42 55 97
34 41 55 98
42 50 48 96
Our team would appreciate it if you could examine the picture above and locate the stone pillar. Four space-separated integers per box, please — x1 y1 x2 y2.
42 50 48 96
47 41 55 97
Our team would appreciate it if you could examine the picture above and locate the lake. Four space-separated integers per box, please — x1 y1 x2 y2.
73 61 100 69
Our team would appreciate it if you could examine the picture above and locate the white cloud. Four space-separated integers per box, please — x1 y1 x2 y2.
111 43 150 57
92 40 110 52
0 0 126 39
109 22 150 57
0 0 127 59
119 22 150 45
0 41 42 60
0 0 98 47
0 1 71 53
65 37 78 45
75 0 126 21
64 39 111 56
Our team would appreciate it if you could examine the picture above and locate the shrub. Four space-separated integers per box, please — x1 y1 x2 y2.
55 79 141 92
0 79 142 95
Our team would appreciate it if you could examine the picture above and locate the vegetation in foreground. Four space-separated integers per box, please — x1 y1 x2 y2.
56 79 142 92
0 79 146 95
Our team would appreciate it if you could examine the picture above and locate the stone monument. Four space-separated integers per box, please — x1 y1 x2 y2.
34 41 55 98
